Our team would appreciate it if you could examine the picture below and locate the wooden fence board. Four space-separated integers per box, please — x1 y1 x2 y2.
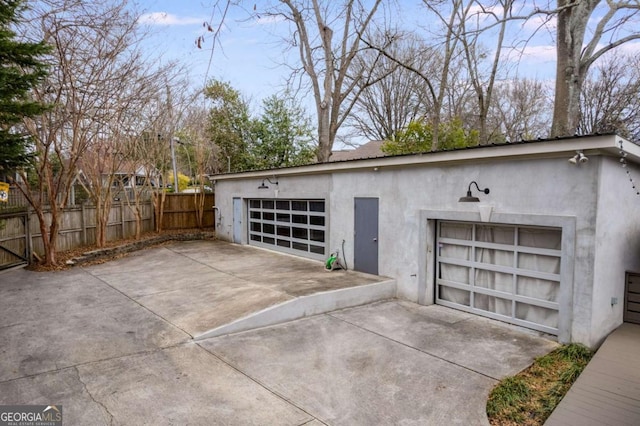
0 192 209 267
159 193 215 230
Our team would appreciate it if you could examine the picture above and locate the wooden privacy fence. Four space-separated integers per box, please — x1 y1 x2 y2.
159 193 215 229
0 202 154 269
0 192 214 269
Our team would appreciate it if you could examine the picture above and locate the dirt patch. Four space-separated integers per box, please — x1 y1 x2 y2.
28 228 216 272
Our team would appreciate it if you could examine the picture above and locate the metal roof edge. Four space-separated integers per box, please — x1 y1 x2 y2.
210 134 636 181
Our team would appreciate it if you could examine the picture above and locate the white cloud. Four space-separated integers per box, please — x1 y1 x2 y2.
505 44 556 63
254 14 286 25
618 41 640 54
138 12 202 26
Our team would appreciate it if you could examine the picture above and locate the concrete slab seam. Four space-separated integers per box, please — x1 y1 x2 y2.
165 245 257 284
326 311 501 382
0 343 187 386
84 270 194 339
196 343 322 424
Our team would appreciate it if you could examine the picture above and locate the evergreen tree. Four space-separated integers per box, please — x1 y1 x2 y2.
0 0 49 173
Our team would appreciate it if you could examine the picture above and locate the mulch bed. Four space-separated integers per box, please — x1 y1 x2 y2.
27 228 216 272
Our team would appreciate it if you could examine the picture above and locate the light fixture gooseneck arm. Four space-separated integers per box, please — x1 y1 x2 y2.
468 181 490 195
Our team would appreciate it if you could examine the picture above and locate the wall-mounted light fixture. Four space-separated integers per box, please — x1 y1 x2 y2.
459 181 490 202
568 151 589 165
258 177 279 189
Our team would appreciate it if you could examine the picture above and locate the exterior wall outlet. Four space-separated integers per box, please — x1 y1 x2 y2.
611 297 618 306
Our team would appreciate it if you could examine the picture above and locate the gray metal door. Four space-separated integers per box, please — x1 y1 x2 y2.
233 198 242 243
354 197 378 275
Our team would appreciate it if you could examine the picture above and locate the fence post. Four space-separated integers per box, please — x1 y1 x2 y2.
120 202 126 239
25 209 32 264
81 203 87 245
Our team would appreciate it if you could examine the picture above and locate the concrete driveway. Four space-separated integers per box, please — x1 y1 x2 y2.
0 241 557 425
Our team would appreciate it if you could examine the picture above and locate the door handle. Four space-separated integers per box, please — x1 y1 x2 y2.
373 238 378 242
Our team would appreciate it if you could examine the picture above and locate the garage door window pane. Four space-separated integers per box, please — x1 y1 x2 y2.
516 302 558 328
250 222 261 232
440 222 472 239
277 239 290 248
277 226 290 237
292 214 308 224
250 200 260 208
263 224 275 235
474 293 511 317
292 201 307 211
310 216 325 226
517 276 559 302
476 248 514 267
263 236 275 245
310 229 325 242
263 212 274 221
309 201 325 212
310 245 324 254
439 286 470 306
475 269 512 293
440 263 470 284
476 225 514 244
519 228 561 249
276 213 290 223
292 242 308 251
250 234 261 242
292 227 308 239
250 211 261 219
440 243 471 261
276 200 289 210
517 253 560 274
263 200 274 210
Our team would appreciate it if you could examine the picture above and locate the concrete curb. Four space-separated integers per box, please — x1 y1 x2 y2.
194 279 397 340
67 231 216 266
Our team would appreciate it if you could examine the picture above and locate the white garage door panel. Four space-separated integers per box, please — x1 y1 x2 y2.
248 199 326 260
436 221 562 335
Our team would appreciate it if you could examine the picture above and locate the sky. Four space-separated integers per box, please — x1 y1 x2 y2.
133 1 640 121
135 0 297 110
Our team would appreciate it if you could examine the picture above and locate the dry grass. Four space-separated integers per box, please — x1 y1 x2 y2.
487 344 593 425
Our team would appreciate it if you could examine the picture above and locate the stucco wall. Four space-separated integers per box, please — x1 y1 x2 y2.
590 156 640 347
213 151 635 346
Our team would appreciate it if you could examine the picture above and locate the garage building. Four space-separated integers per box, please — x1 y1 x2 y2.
211 134 640 347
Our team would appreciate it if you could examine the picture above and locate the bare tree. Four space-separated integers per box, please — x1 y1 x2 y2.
347 33 433 141
14 0 151 264
361 0 475 151
578 55 640 140
551 0 640 137
271 0 386 162
179 103 216 228
456 0 514 144
13 0 189 262
489 78 551 141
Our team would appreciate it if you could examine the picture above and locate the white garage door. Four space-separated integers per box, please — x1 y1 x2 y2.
248 199 326 260
436 221 562 335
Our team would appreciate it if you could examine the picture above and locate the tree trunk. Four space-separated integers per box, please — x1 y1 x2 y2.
550 0 599 137
317 105 332 162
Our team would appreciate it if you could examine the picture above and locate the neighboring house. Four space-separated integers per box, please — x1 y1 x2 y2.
330 140 385 162
210 134 640 348
74 154 163 204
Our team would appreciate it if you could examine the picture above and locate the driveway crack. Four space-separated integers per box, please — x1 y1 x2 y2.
73 366 114 426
